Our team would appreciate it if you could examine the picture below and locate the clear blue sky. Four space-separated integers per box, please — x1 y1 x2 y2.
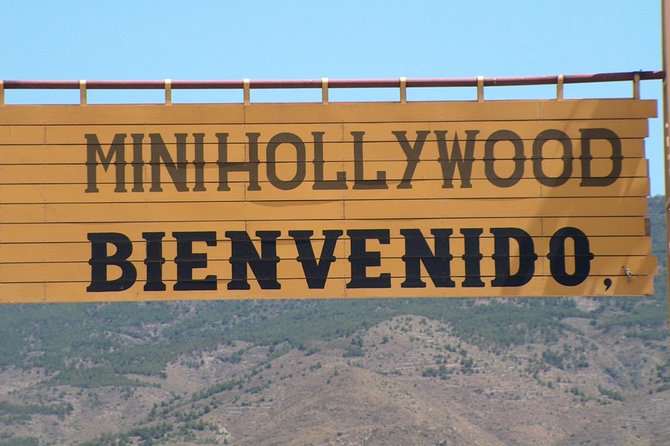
0 0 665 194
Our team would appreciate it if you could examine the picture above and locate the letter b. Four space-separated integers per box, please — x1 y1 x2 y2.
87 233 137 292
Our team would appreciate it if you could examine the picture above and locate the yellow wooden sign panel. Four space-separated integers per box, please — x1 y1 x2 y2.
0 99 657 302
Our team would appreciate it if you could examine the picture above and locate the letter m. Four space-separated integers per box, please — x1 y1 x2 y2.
86 133 127 192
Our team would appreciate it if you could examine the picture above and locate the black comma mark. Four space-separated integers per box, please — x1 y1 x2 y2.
604 278 612 291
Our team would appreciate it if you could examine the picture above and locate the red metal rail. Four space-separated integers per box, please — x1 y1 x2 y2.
1 70 664 90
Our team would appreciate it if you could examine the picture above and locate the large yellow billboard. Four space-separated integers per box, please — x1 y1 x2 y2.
0 99 657 302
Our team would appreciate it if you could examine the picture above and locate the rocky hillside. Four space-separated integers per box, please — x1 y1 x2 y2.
0 197 667 446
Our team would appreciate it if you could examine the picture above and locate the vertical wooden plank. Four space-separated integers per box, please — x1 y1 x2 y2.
663 0 670 324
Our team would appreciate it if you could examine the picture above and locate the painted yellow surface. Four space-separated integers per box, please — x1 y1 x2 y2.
0 276 653 304
0 99 657 302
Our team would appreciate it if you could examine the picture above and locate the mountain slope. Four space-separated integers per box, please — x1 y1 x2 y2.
0 197 666 446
